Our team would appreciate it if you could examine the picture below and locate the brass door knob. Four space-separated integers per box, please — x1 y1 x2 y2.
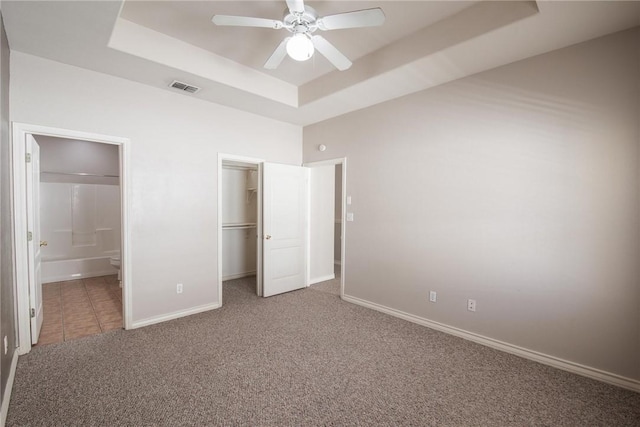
265 235 271 240
40 241 48 247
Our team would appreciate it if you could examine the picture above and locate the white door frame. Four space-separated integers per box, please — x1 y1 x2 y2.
303 158 347 298
217 153 264 305
11 123 132 354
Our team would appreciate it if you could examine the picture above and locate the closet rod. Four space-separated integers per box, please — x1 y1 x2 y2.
222 224 257 230
222 164 257 171
41 171 120 178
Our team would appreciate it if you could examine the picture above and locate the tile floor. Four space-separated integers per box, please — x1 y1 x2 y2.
37 275 123 346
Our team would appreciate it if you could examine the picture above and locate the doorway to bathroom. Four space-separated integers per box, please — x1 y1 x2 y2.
12 123 131 355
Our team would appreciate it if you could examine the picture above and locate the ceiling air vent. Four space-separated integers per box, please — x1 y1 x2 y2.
169 80 201 94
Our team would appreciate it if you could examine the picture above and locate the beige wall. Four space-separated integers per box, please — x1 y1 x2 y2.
304 28 640 381
0 9 15 405
11 51 302 324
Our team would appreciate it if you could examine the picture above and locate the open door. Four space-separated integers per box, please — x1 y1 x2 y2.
262 162 308 297
26 134 44 344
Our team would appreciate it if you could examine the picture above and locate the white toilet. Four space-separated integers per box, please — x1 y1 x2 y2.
109 252 121 282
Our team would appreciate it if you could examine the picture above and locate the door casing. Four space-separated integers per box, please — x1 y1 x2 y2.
11 123 132 354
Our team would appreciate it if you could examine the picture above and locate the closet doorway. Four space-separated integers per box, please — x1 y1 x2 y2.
220 159 262 295
217 154 310 303
218 154 263 302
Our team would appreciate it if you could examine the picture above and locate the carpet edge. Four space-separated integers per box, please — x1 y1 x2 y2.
341 294 640 393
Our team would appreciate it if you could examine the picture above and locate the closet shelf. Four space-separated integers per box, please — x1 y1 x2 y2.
41 171 119 178
223 223 257 230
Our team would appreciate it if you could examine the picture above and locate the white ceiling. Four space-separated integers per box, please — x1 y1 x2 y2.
120 1 474 86
3 1 640 126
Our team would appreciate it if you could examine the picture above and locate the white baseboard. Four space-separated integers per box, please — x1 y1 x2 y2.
131 302 221 329
222 271 256 281
42 269 117 284
341 294 640 393
1 351 19 427
309 273 335 285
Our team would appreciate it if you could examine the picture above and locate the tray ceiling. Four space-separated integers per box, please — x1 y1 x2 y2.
3 1 639 125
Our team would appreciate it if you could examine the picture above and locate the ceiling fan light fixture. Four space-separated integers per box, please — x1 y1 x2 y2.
286 33 314 61
212 1 386 70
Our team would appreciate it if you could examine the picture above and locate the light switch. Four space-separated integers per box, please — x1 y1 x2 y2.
347 196 352 205
346 213 354 222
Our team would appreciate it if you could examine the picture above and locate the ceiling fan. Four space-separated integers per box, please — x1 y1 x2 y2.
211 0 385 71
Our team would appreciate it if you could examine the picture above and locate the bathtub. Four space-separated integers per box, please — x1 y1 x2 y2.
42 256 118 284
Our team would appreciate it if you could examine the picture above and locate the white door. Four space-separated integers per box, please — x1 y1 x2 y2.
26 134 44 344
262 162 308 297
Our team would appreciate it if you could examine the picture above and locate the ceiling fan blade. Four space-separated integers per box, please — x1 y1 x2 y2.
286 0 305 14
212 15 283 29
317 8 385 31
311 35 352 71
264 37 291 69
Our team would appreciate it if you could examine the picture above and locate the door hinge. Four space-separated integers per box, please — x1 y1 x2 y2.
27 231 33 242
30 308 35 318
26 153 31 163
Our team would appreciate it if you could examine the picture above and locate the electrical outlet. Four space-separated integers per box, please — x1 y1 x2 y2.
3 336 7 355
177 283 183 294
346 213 354 222
429 291 437 303
467 299 476 312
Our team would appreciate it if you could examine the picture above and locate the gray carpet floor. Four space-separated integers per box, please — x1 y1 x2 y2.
7 276 640 426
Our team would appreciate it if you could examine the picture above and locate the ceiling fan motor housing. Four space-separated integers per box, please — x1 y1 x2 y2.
283 6 318 34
